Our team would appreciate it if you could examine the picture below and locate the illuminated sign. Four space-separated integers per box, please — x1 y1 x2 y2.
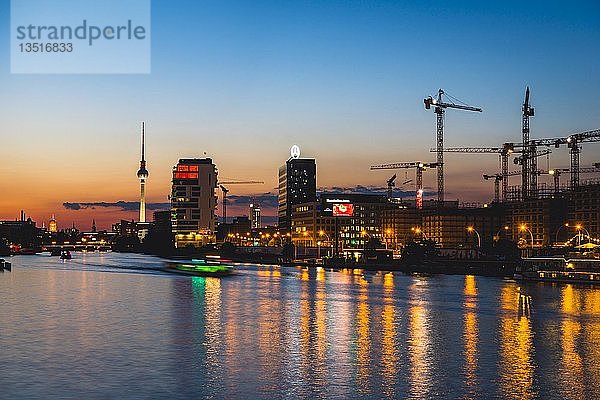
332 203 354 217
177 165 199 172
290 145 301 159
174 172 199 179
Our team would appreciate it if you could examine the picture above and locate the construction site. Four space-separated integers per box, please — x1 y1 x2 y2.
364 87 600 252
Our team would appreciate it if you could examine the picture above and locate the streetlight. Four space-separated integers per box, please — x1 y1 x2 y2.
301 231 314 257
575 224 591 245
411 226 428 240
319 230 333 257
555 223 569 244
494 225 509 241
519 224 534 249
466 226 481 248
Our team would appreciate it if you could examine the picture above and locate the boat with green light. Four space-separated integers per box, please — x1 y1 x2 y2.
164 257 234 277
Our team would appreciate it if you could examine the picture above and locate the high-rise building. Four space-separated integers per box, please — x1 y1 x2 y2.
278 146 316 231
48 215 57 233
171 158 218 247
137 122 149 223
250 203 261 229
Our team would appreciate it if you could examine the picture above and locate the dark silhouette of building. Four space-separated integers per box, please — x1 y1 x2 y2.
171 158 218 247
278 157 316 231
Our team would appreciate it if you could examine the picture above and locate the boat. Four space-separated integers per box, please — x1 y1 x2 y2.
60 251 72 260
164 257 234 277
516 256 600 284
19 248 38 255
0 259 11 271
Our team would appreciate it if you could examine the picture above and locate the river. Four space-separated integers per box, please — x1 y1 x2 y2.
1 252 599 399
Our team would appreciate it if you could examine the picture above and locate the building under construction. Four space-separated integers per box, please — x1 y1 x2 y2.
364 87 600 251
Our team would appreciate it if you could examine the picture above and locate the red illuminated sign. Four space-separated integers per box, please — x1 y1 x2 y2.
332 203 354 217
174 172 198 179
177 165 199 172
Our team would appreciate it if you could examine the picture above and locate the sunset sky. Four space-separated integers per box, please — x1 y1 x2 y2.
1 0 600 229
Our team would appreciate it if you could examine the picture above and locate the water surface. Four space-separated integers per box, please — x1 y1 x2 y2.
1 252 599 399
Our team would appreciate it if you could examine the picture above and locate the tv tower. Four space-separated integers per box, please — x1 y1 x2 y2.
137 122 149 223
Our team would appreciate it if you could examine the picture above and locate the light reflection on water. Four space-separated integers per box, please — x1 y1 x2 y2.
463 275 479 400
1 253 600 399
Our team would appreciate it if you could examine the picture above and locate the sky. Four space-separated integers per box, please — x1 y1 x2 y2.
1 0 600 229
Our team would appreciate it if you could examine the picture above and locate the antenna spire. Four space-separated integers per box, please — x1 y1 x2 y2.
141 121 145 162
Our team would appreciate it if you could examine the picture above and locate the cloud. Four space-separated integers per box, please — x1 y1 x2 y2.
63 201 170 211
318 185 426 196
225 193 278 209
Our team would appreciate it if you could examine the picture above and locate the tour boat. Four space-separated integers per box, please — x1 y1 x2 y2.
165 256 234 277
60 251 72 260
516 256 600 284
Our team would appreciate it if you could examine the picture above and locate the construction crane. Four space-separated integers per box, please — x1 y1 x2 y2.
521 87 536 199
483 174 502 203
424 89 482 204
218 180 264 224
371 162 438 209
505 128 600 189
386 174 397 199
538 165 600 193
433 145 549 202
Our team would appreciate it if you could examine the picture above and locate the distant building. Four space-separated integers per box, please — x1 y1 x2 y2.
568 182 600 240
505 197 567 248
0 217 41 248
291 193 394 251
231 216 251 235
152 210 172 233
380 204 420 250
250 203 261 229
278 155 316 231
48 215 57 233
112 220 138 236
422 204 506 248
171 158 218 247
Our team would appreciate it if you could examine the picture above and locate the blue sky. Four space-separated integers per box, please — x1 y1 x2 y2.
1 0 599 226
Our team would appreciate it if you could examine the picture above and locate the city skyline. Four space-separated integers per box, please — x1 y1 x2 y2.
1 1 600 228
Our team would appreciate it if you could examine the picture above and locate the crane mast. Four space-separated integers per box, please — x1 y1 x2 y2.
424 89 482 204
387 174 397 199
521 87 535 199
431 144 549 202
371 162 438 209
483 174 502 203
218 180 264 224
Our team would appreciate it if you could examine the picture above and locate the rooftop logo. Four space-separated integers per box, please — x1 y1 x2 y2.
11 0 151 74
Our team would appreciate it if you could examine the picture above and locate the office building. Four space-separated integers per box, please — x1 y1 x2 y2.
505 197 567 248
567 182 600 240
250 203 261 229
278 156 317 231
171 158 218 247
422 204 506 248
291 193 394 249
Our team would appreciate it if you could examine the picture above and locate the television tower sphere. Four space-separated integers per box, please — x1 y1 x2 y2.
137 165 149 180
